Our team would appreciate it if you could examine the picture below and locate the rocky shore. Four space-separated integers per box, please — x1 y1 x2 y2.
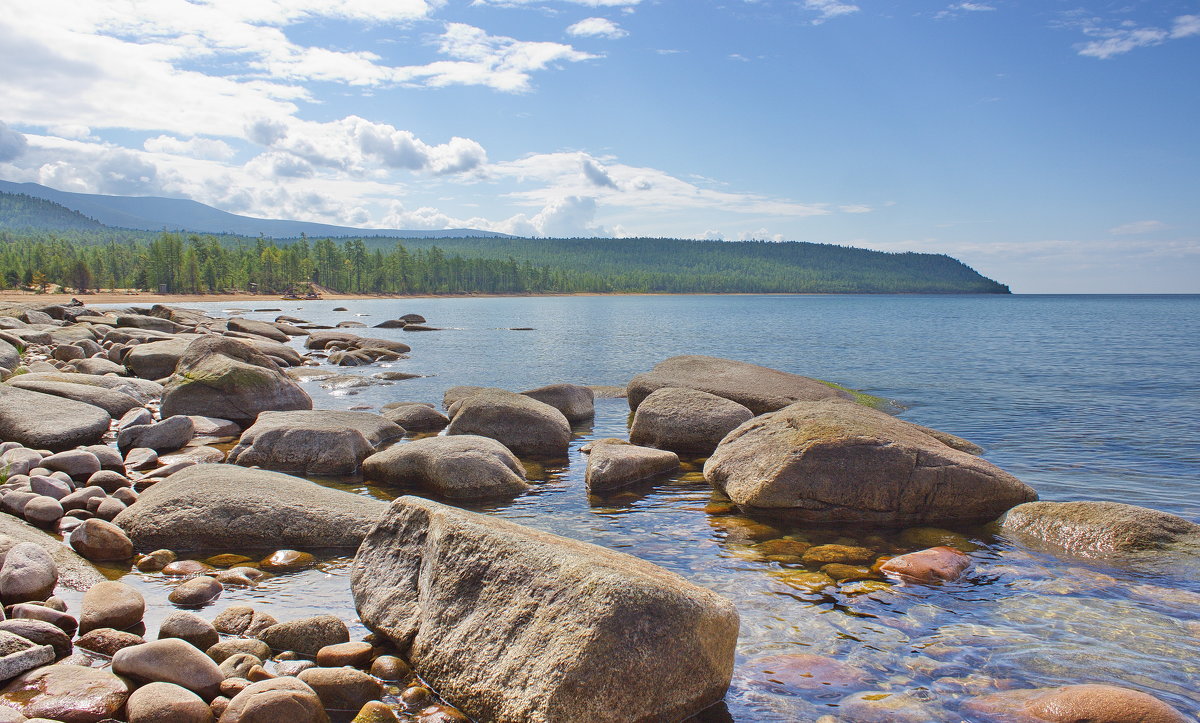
0 299 1192 722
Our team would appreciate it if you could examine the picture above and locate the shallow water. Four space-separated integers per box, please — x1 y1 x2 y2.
92 294 1200 720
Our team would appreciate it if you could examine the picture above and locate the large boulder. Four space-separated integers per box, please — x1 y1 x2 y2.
0 664 133 722
352 496 739 723
997 501 1200 556
380 402 449 432
158 337 312 426
446 390 571 457
627 355 851 414
0 386 110 450
584 441 680 492
124 336 200 380
229 410 404 475
227 317 289 342
362 435 528 499
113 464 387 551
5 379 144 418
520 383 595 423
629 387 754 455
7 372 161 404
703 399 1037 524
0 517 105 591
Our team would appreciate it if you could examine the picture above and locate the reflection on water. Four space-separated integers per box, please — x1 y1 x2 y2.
87 295 1200 721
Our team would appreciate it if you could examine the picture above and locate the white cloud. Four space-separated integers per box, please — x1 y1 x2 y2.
1109 220 1168 236
803 0 859 25
472 0 640 6
1073 14 1200 59
567 17 628 39
839 204 873 214
935 2 996 20
0 122 27 162
144 135 237 161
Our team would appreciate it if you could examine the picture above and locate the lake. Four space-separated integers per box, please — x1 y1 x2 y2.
95 293 1200 721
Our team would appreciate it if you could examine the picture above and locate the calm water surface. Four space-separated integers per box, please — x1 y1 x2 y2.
92 294 1200 721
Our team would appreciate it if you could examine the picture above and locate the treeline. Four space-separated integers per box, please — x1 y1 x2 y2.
0 193 105 231
0 229 1010 295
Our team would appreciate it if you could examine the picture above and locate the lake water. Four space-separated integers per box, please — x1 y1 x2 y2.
94 294 1200 721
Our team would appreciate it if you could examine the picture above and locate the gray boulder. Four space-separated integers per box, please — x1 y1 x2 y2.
521 383 595 423
704 399 1037 524
6 379 143 418
158 336 312 426
584 441 679 492
229 410 404 475
446 390 571 457
227 317 290 342
0 339 19 372
8 372 162 404
352 496 739 723
629 387 754 455
380 402 449 432
362 435 529 499
124 336 198 380
0 386 110 450
628 355 850 414
998 501 1200 556
69 357 128 376
113 464 387 551
0 517 105 591
117 415 195 453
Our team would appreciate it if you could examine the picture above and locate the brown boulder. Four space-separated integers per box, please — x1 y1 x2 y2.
629 387 753 455
879 546 971 583
627 355 850 414
964 683 1189 723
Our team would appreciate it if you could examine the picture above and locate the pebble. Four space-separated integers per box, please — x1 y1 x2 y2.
0 543 58 605
87 469 132 492
370 655 412 682
259 549 315 572
68 518 134 561
257 615 349 656
112 638 225 699
22 495 64 526
206 638 271 664
802 544 876 566
401 685 434 710
168 576 224 607
203 554 254 568
162 560 215 576
0 664 132 721
76 627 148 656
212 606 277 637
298 666 384 711
136 549 177 572
219 677 326 722
80 580 146 634
125 681 214 723
217 653 261 680
8 603 78 636
159 610 220 650
316 641 374 668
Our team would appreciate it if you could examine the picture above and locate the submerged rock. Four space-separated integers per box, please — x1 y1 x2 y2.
584 441 679 492
627 355 850 414
997 501 1200 556
520 383 595 423
362 435 529 499
229 410 404 475
352 496 739 723
704 399 1036 524
964 683 1189 723
880 546 972 584
380 402 449 432
113 464 387 551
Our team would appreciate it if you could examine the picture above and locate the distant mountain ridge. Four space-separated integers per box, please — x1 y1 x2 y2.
0 180 511 239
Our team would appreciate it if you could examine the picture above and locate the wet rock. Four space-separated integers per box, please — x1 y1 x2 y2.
0 543 58 605
259 550 314 572
169 576 224 607
7 603 77 636
68 519 133 562
258 615 349 657
0 386 110 451
158 336 312 426
362 435 528 499
584 441 679 492
114 465 387 550
837 688 948 722
704 399 1037 524
135 549 176 573
802 544 875 566
0 630 55 682
229 410 404 475
0 664 132 722
218 676 329 723
207 639 271 665
160 611 220 650
218 654 261 680
163 560 214 576
745 653 868 691
352 496 739 723
315 641 374 668
821 564 878 581
898 526 979 552
379 403 449 432
0 619 71 659
446 390 571 457
880 547 972 583
79 580 145 634
628 355 850 414
212 607 277 638
118 415 195 453
76 628 146 656
964 683 1189 723
298 667 383 710
520 383 595 423
997 501 1200 556
354 700 402 722
113 638 225 699
370 655 411 681
629 387 753 455
126 681 214 723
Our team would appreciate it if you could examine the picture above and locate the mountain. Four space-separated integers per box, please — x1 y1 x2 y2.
0 181 510 239
0 192 107 231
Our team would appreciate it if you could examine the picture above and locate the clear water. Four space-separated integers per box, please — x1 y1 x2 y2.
90 294 1200 721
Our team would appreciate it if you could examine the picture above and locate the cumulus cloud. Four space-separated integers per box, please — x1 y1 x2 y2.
803 0 859 25
472 0 640 7
0 122 28 162
1073 14 1200 59
567 18 628 39
581 158 618 189
144 135 237 161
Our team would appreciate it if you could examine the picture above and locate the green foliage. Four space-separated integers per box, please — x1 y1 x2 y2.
0 193 106 231
0 192 1010 295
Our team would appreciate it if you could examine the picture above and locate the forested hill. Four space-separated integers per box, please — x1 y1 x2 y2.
0 193 106 231
0 205 1009 295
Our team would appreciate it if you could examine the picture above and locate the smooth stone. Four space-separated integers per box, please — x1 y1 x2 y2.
257 615 350 657
998 500 1200 556
880 546 972 583
379 403 449 432
745 653 869 691
58 486 105 513
207 639 271 665
361 435 529 499
445 390 572 458
159 611 219 650
802 544 875 566
28 476 71 501
584 441 680 492
273 660 316 677
188 417 241 437
68 519 133 561
0 619 72 659
5 379 143 419
0 387 111 451
38 450 101 481
217 677 329 723
112 638 225 699
297 667 383 711
315 641 374 668
135 550 176 572
627 355 850 414
80 580 145 634
964 683 1189 723
126 681 214 723
0 631 54 682
85 470 132 493
218 655 261 681
259 550 314 572
212 607 278 638
369 655 412 682
76 627 147 656
117 415 195 453
629 387 754 455
204 554 254 568
0 664 132 722
124 447 159 470
168 577 224 607
0 543 58 605
520 383 595 423
163 560 215 576
228 410 403 476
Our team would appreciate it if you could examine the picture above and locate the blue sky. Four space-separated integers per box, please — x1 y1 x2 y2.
0 0 1196 292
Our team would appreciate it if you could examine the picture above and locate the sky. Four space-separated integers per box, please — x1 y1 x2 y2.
0 0 1197 293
